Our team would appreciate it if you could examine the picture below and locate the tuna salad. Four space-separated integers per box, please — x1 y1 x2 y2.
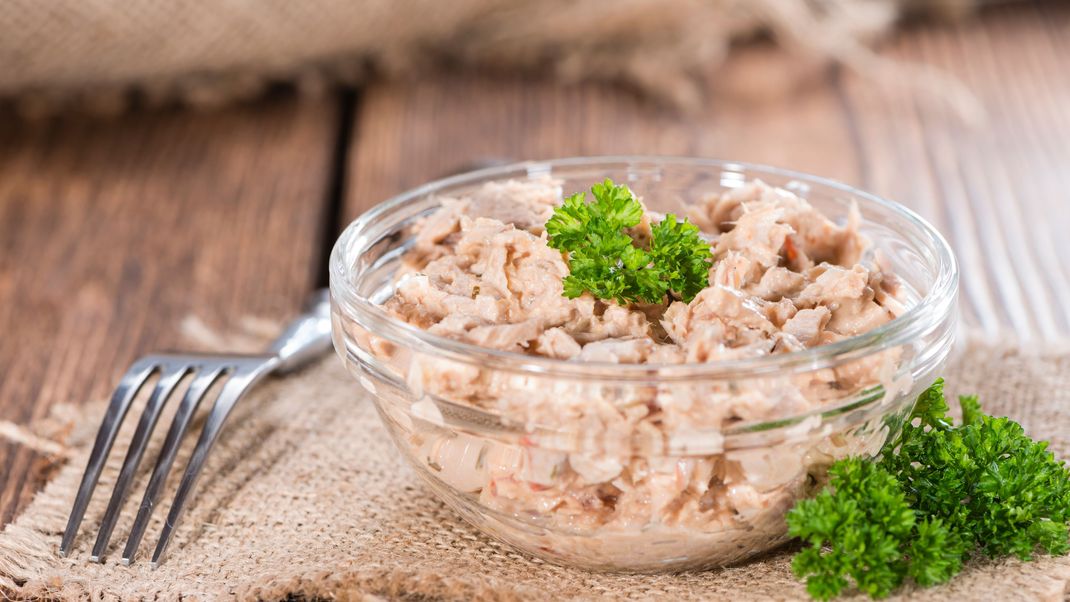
357 177 910 569
387 179 904 364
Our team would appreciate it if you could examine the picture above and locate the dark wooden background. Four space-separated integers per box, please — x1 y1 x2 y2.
2 2 1068 526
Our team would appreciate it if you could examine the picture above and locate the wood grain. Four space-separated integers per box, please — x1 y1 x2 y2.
345 50 857 217
344 3 1070 343
0 96 340 525
840 1 1070 343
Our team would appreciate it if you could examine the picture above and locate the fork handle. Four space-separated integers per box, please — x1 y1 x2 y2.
267 288 333 373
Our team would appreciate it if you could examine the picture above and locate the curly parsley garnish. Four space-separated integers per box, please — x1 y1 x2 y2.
788 458 965 600
545 178 711 304
883 380 1070 560
788 379 1070 600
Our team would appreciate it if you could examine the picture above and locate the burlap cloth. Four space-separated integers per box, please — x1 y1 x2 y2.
2 338 1069 601
1 0 984 116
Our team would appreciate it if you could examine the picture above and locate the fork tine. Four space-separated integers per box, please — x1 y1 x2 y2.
121 366 226 565
151 363 271 566
59 359 157 557
89 364 189 562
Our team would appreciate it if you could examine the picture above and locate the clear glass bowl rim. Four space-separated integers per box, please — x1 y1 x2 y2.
330 156 958 383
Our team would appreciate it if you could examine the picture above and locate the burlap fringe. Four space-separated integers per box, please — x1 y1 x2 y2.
0 423 66 459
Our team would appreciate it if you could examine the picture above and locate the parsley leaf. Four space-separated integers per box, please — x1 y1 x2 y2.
787 458 963 600
909 377 952 430
906 517 965 587
545 178 711 304
649 215 714 303
790 380 1070 599
884 382 1070 561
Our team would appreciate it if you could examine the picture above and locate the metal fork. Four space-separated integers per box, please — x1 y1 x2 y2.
59 289 333 566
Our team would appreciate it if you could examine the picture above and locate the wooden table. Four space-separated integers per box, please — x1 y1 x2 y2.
2 2 1068 526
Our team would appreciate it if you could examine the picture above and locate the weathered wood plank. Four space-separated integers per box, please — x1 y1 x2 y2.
344 49 857 219
840 2 1070 342
0 95 341 525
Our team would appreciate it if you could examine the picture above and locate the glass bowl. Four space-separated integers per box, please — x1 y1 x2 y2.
329 157 958 572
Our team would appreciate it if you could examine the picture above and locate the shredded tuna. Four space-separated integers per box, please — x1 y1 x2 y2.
783 307 832 346
388 177 898 364
366 177 909 561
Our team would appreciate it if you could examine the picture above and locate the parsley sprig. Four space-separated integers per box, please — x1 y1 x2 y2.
545 179 711 304
788 379 1070 600
788 458 965 600
883 380 1070 560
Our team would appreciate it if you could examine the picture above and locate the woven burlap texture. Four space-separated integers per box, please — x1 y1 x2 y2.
2 341 1070 601
1 0 984 116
